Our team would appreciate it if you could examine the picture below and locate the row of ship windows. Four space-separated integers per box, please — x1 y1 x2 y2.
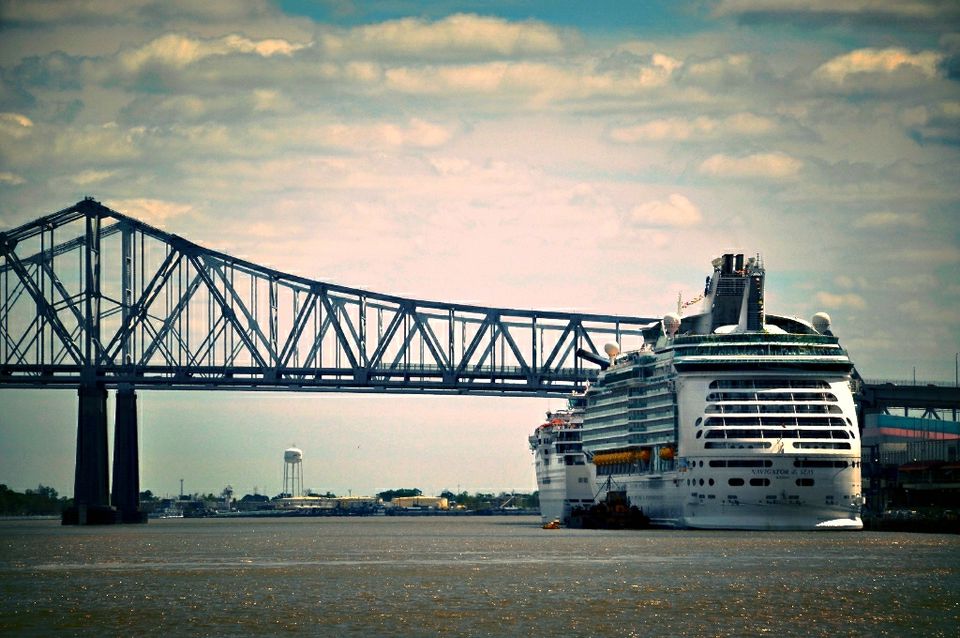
709 379 831 390
676 345 838 356
692 494 857 504
588 396 673 411
697 416 850 428
700 428 852 440
685 459 855 469
705 403 842 414
688 477 817 487
703 441 852 450
583 417 674 430
586 405 675 420
705 391 838 402
593 453 858 475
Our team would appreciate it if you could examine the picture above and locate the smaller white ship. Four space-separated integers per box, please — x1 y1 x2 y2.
528 394 594 525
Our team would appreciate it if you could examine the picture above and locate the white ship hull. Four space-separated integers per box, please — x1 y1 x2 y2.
530 401 593 525
536 461 594 524
597 456 863 530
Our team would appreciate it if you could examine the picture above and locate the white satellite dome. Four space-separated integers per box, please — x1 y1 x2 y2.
662 313 681 337
284 447 303 463
604 342 620 358
811 312 832 334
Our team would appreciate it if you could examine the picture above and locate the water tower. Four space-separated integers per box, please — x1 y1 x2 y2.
283 447 303 497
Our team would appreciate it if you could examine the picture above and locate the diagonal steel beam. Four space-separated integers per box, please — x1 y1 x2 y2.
191 255 270 369
103 247 181 364
302 306 334 371
411 312 450 372
364 301 409 372
278 290 318 368
497 320 531 376
0 248 83 365
4 313 39 366
540 320 574 373
456 313 495 375
137 264 204 367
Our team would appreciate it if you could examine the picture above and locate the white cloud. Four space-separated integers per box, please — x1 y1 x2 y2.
714 0 958 20
698 152 803 179
894 246 960 265
0 112 34 139
0 0 279 24
815 291 867 309
610 113 777 143
382 55 680 103
683 54 754 84
69 170 116 185
814 47 943 84
106 198 192 226
319 13 567 58
114 32 307 74
300 119 455 150
0 171 27 185
630 194 703 227
899 101 960 143
853 211 927 229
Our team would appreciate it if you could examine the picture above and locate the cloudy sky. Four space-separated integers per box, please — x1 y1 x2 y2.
1 1 958 499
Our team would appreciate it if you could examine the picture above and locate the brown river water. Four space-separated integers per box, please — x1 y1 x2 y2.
1 516 958 636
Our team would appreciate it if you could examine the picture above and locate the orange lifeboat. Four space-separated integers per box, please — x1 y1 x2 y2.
659 447 675 461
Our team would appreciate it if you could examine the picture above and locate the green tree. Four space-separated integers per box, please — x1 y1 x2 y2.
376 488 422 502
0 484 70 516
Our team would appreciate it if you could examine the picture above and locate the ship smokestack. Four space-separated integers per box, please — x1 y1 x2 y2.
735 254 744 272
722 254 734 274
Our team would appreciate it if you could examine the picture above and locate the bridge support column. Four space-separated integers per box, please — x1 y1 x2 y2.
112 386 146 523
62 383 117 524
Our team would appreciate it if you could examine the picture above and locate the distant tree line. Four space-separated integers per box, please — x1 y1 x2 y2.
376 488 422 501
371 488 539 509
0 484 72 516
439 490 539 510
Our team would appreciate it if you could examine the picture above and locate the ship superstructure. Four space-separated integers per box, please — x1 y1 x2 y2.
539 253 863 530
528 394 594 524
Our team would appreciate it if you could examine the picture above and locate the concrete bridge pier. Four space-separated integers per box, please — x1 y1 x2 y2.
112 385 146 523
62 383 116 524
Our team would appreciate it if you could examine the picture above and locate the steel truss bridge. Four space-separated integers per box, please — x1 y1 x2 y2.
0 198 655 522
0 199 653 395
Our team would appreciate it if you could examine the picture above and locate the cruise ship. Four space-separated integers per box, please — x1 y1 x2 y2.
528 394 594 525
533 253 863 530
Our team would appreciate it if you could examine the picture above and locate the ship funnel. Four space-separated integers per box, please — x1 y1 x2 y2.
722 254 734 274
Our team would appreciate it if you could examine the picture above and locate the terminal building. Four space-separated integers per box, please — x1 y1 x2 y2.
862 412 960 514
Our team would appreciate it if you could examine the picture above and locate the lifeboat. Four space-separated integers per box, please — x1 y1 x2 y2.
659 446 675 461
592 450 649 466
